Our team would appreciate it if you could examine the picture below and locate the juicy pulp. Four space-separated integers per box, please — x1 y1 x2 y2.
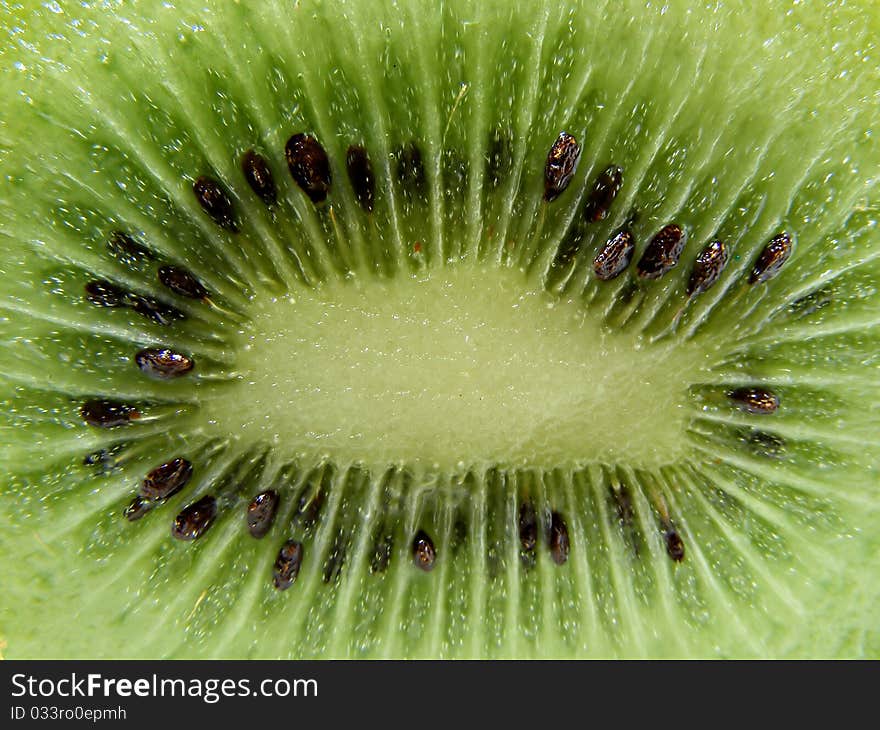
0 0 878 658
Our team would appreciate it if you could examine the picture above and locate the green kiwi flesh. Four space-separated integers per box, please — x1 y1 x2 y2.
0 0 878 658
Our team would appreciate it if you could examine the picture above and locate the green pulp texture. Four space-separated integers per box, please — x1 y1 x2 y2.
0 0 878 658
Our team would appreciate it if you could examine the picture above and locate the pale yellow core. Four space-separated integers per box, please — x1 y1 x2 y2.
205 265 704 472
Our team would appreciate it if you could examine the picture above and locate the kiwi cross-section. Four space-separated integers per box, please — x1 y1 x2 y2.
0 1 878 659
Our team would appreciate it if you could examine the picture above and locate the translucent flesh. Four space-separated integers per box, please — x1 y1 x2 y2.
0 0 878 658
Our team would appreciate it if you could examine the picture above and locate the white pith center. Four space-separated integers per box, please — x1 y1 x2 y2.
203 265 704 471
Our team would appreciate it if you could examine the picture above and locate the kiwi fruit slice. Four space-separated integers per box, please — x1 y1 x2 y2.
1 1 878 659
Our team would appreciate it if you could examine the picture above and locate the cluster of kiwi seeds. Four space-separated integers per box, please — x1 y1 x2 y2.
2 0 878 658
83 129 795 590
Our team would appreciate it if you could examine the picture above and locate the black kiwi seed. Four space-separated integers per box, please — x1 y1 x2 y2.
134 347 194 380
664 527 685 562
80 399 140 428
193 175 239 232
412 530 436 572
171 494 217 541
241 149 277 207
395 142 426 197
593 227 636 281
749 232 793 285
548 511 570 565
158 265 209 300
370 527 393 574
246 490 279 539
139 457 193 501
687 239 728 296
583 164 624 222
273 539 304 591
543 131 582 202
637 224 686 279
128 294 187 326
85 279 130 308
345 144 375 213
107 231 155 268
728 386 779 415
124 495 151 522
286 133 332 204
